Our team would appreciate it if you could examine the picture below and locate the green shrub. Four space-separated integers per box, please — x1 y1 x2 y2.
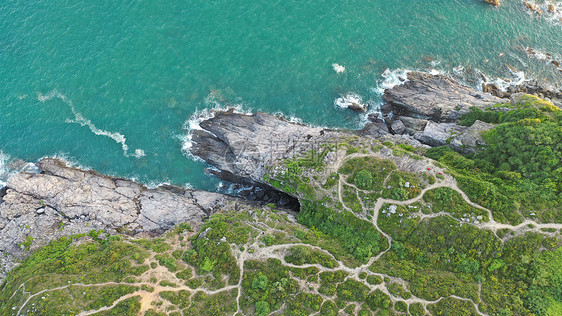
255 301 270 316
395 300 408 313
409 302 425 315
366 289 392 310
336 279 369 302
354 169 374 190
297 200 385 263
284 246 337 268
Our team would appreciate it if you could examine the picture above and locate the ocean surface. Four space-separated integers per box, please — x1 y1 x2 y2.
1 0 561 190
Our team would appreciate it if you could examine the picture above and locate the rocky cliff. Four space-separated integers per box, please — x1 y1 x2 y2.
382 72 507 122
190 72 516 180
0 158 247 281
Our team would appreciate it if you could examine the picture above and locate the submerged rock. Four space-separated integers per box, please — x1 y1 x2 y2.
334 94 368 112
525 47 562 73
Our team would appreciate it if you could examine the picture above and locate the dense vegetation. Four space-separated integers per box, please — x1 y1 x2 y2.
297 199 385 263
427 95 561 224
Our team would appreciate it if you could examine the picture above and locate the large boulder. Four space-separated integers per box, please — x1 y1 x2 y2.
360 121 390 138
390 120 406 135
414 120 494 154
398 116 428 135
383 72 507 122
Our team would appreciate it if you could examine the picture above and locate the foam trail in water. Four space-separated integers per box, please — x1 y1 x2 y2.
37 90 145 158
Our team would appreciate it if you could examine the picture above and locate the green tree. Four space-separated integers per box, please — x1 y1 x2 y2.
255 301 270 316
252 274 269 291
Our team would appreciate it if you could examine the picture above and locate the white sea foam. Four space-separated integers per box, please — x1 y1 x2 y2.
0 152 38 188
332 63 346 73
37 90 145 159
180 91 251 161
548 2 562 25
525 47 561 71
270 111 309 126
452 65 465 76
522 1 562 26
0 151 11 188
531 50 549 61
146 180 171 190
373 68 411 95
284 115 305 125
489 70 527 91
334 94 364 109
428 68 444 76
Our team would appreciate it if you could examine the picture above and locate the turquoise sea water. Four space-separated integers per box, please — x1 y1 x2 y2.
0 0 561 190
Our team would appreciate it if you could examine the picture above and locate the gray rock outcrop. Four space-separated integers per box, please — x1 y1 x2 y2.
398 116 429 135
482 80 562 108
190 111 430 189
414 120 494 154
190 111 336 185
383 72 507 121
0 158 241 282
390 120 406 134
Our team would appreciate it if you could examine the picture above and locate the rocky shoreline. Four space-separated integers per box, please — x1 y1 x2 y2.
1 70 560 283
0 158 255 281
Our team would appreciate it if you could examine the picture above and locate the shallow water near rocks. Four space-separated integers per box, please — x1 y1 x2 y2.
0 0 560 190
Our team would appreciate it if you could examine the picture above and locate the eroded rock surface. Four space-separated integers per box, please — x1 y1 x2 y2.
191 111 337 185
484 0 501 6
0 158 241 281
191 111 431 187
383 72 507 121
414 120 494 154
483 80 562 107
